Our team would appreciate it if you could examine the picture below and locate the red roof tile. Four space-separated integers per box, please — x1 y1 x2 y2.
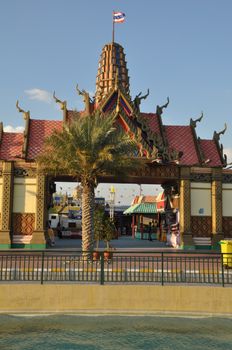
0 132 23 160
140 113 161 135
132 195 157 205
142 195 157 203
132 195 140 204
27 120 63 160
165 125 199 165
199 139 222 167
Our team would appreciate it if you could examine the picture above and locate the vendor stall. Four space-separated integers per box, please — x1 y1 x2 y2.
123 202 158 240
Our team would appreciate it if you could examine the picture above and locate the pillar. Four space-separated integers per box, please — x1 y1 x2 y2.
0 162 14 248
132 215 135 238
179 168 194 249
211 168 223 247
140 215 144 240
30 167 46 248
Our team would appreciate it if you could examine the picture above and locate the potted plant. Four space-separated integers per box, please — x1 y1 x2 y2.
93 207 115 261
102 218 115 260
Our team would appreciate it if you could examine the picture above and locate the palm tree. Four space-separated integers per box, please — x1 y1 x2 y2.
38 111 140 256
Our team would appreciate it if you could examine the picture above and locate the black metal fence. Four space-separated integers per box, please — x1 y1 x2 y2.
0 250 232 286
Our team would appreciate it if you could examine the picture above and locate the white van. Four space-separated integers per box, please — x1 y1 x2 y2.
49 213 60 228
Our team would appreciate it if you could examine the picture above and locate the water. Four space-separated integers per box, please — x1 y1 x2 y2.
0 314 232 350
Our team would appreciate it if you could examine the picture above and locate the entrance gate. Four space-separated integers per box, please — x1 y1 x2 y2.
0 41 231 249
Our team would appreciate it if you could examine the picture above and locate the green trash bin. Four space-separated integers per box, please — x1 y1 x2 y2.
220 240 232 267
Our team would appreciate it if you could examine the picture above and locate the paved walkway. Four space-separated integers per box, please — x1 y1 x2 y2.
52 235 168 250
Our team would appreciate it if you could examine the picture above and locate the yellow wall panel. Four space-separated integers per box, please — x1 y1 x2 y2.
14 178 36 185
13 178 37 213
222 184 232 217
191 183 211 189
191 183 211 216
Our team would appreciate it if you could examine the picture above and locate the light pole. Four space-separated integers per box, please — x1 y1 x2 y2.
109 185 115 221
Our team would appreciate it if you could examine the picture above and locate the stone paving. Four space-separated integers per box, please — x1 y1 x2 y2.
52 235 168 250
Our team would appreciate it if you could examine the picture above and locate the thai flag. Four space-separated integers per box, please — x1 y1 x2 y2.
113 12 126 23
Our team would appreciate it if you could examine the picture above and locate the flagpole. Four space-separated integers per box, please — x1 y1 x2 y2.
112 11 115 43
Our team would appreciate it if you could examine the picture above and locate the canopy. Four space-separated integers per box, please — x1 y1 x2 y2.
123 203 157 215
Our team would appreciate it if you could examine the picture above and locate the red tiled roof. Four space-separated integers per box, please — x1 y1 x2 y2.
199 139 222 167
132 195 141 205
132 195 157 205
140 113 161 135
0 115 224 168
142 195 157 203
27 120 63 160
0 132 23 160
165 125 200 165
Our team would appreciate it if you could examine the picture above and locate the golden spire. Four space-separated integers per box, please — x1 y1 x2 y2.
95 42 130 104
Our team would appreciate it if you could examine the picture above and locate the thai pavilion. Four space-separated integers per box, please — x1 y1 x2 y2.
0 40 231 249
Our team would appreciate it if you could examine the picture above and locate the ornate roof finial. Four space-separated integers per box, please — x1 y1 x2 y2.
156 97 169 116
76 84 94 115
190 111 203 128
213 123 227 141
224 153 227 167
133 89 149 113
76 84 95 103
76 84 85 97
16 101 30 159
53 91 67 111
16 100 30 120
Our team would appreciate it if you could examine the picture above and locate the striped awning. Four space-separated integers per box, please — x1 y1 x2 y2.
123 203 157 215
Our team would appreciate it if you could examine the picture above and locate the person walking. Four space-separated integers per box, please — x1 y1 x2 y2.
57 221 62 239
47 221 55 247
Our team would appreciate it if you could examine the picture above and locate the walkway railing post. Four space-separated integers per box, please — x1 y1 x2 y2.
100 252 104 285
41 251 44 285
161 252 164 286
221 253 225 287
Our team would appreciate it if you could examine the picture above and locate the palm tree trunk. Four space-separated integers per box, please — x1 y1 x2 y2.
82 183 94 256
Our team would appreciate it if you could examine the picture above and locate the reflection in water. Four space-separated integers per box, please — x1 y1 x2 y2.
0 315 232 350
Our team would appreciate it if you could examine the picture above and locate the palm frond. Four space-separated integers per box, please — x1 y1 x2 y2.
37 111 141 184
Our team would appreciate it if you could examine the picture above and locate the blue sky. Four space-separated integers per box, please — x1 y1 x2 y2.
0 0 232 202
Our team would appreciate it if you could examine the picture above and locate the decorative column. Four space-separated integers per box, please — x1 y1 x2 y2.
211 168 223 247
30 167 46 248
0 161 14 248
179 167 194 248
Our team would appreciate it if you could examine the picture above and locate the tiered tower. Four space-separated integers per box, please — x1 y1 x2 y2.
95 43 130 105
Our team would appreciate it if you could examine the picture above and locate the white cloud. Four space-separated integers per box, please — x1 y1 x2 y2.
4 125 24 133
25 88 52 103
225 148 232 164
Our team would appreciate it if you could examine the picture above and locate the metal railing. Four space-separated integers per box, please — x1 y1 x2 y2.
0 250 232 286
